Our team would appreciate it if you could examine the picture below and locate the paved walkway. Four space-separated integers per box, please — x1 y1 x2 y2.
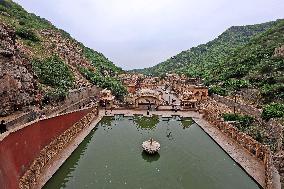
157 86 180 105
102 109 201 118
193 118 266 188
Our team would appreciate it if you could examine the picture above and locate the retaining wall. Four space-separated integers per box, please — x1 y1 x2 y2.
5 86 100 130
211 94 283 151
0 108 94 189
211 94 262 118
202 109 275 189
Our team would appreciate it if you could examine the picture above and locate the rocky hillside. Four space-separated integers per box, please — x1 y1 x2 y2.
133 20 278 77
0 0 126 116
134 19 284 120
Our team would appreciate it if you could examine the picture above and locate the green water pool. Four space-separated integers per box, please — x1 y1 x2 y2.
43 115 260 189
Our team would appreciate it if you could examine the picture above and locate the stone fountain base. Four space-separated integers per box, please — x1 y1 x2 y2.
142 138 160 154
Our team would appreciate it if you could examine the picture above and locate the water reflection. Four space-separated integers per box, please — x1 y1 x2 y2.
133 115 159 130
43 128 96 189
181 118 194 129
99 117 114 127
141 151 160 163
45 116 260 189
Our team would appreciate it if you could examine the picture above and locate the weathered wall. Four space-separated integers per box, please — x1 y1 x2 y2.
0 23 36 116
211 94 262 118
0 108 93 189
66 86 100 105
5 86 100 130
273 151 284 185
211 94 283 151
201 107 277 189
19 108 98 189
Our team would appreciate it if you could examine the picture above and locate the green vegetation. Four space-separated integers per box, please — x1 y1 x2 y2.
222 112 280 150
223 113 254 128
222 113 265 143
219 20 284 103
134 20 277 78
135 19 284 107
260 83 284 103
79 67 127 98
81 46 123 76
32 55 74 89
262 103 284 120
32 56 74 101
15 27 40 42
0 0 126 98
0 0 53 30
133 115 159 130
78 46 126 98
208 85 227 96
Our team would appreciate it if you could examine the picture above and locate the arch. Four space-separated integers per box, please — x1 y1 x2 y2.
134 95 161 108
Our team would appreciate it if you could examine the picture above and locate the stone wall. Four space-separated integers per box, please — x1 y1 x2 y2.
202 108 275 189
212 94 262 118
63 86 100 107
211 94 283 151
273 151 284 186
5 86 100 130
19 108 98 189
0 108 95 189
6 111 37 129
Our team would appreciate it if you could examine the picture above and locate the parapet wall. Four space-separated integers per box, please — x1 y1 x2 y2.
211 94 283 151
202 109 274 189
5 86 100 130
211 94 262 118
0 108 95 189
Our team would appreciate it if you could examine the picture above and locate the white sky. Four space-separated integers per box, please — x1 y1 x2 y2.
14 0 284 70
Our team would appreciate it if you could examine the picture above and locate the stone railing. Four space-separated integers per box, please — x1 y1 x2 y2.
202 109 274 189
5 86 100 130
211 94 262 118
19 108 99 189
6 111 38 129
273 151 284 184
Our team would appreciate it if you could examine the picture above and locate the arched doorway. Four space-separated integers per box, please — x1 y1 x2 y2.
134 95 161 109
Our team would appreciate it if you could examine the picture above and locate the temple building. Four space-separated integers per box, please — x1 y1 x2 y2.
179 91 198 109
99 89 115 108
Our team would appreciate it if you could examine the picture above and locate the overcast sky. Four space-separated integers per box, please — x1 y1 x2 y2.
14 0 284 70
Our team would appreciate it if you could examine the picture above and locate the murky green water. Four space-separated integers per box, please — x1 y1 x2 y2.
44 115 260 189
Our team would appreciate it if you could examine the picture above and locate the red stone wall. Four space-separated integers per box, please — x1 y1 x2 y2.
0 108 93 189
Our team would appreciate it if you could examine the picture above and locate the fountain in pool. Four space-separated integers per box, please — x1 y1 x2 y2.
142 138 160 154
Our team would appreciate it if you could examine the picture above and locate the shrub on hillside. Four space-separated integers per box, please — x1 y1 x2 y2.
208 85 227 96
223 79 249 91
32 55 74 90
261 103 284 120
15 27 40 42
79 67 127 98
44 88 68 103
222 113 270 145
260 84 284 101
223 113 254 127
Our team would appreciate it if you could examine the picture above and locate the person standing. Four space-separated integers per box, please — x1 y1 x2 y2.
0 120 7 134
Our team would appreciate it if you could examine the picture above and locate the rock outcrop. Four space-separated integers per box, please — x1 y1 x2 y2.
0 23 36 116
273 45 284 58
39 29 92 88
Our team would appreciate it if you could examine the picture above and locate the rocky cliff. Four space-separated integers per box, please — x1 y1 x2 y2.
0 23 35 115
0 0 125 116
